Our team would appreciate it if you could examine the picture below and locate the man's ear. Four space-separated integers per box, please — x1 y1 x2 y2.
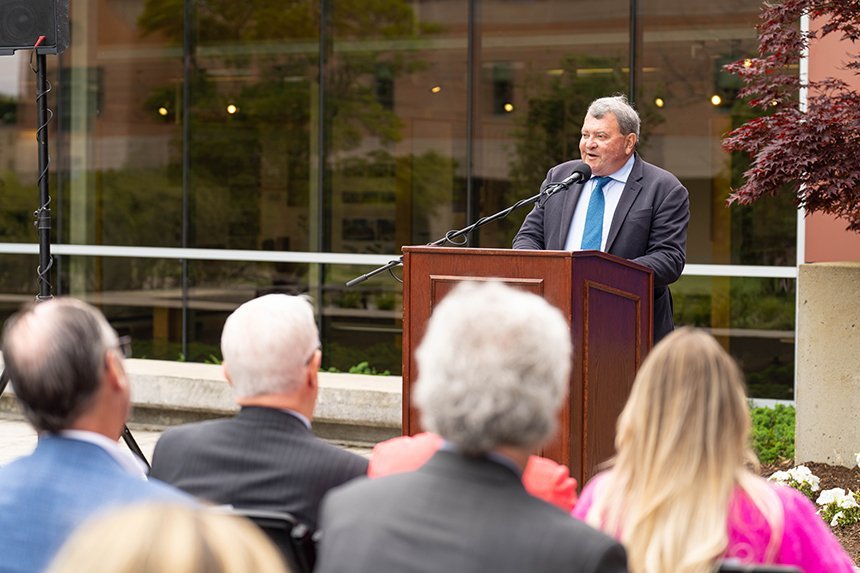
222 362 233 387
625 133 638 155
306 349 322 388
103 351 128 392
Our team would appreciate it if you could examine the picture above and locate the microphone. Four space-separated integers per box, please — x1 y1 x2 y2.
558 162 592 187
537 163 592 208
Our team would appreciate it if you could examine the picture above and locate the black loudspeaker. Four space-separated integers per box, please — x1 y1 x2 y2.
0 0 69 56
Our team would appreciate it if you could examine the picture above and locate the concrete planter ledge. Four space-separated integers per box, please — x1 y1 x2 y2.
0 356 403 447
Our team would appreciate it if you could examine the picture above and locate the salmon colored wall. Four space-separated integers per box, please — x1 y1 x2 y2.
804 18 860 263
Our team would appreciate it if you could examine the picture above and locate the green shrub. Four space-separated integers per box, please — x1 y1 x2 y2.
327 361 392 376
750 403 795 465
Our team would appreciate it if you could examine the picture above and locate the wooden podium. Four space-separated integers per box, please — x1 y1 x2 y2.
401 246 654 485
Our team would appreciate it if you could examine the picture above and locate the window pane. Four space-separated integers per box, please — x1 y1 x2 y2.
327 2 469 253
638 0 797 265
673 275 795 399
54 256 184 361
322 264 402 375
187 2 319 251
58 0 184 248
0 254 40 329
474 0 631 248
183 261 402 374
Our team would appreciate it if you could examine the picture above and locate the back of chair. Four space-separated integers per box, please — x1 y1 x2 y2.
716 562 803 573
216 508 316 573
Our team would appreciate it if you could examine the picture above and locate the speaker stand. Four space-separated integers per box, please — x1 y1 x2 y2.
0 49 150 472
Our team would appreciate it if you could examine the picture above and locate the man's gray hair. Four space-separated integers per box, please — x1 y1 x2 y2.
2 298 120 433
221 294 320 399
588 95 640 138
414 281 571 455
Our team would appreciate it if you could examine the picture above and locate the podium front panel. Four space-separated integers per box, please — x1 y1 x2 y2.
402 246 652 484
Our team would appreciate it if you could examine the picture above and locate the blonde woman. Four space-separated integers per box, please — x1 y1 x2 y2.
46 504 290 573
573 327 853 573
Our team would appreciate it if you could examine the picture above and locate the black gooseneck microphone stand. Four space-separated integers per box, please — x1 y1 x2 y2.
346 164 592 287
0 42 149 470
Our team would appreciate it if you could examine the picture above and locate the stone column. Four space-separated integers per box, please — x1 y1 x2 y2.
795 262 860 466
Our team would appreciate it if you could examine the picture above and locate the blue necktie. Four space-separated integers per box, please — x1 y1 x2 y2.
580 177 611 250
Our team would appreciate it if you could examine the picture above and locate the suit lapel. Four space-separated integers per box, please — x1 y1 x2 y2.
606 154 644 252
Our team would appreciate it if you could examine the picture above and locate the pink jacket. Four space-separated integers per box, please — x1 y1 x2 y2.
572 472 855 572
368 432 578 511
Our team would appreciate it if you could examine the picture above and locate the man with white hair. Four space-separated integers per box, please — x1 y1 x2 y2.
315 282 628 573
0 298 191 573
149 294 368 529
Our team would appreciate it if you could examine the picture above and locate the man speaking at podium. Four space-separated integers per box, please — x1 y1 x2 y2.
513 95 689 342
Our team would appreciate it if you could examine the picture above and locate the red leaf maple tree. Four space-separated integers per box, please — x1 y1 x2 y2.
722 0 860 232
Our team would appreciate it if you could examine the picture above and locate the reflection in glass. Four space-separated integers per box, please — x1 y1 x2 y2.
638 0 796 265
54 256 183 361
328 2 468 254
57 1 184 250
321 264 402 375
673 275 795 399
0 0 802 393
475 0 632 248
137 1 324 252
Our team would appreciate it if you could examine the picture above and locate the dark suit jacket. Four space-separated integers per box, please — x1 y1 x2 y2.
149 406 368 529
316 450 628 573
513 155 689 342
0 437 191 573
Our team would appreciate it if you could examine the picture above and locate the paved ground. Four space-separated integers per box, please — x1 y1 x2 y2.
0 414 372 467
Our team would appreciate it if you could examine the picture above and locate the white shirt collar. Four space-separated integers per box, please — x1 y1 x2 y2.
59 429 149 480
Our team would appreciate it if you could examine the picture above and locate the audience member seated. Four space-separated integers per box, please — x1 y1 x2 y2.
0 298 191 573
316 281 628 573
149 294 368 530
573 327 854 573
368 431 578 511
46 503 290 573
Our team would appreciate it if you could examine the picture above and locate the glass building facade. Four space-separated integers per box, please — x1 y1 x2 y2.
0 0 797 398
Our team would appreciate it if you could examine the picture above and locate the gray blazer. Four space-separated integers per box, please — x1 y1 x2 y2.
316 450 628 573
513 155 689 342
149 406 368 529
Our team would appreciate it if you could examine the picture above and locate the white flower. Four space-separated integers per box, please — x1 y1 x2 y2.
855 452 860 468
837 492 859 509
769 470 790 483
808 475 821 491
790 465 813 477
817 488 846 506
787 466 820 491
831 511 845 527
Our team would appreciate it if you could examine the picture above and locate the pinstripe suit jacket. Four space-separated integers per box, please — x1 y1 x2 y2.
149 406 368 529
